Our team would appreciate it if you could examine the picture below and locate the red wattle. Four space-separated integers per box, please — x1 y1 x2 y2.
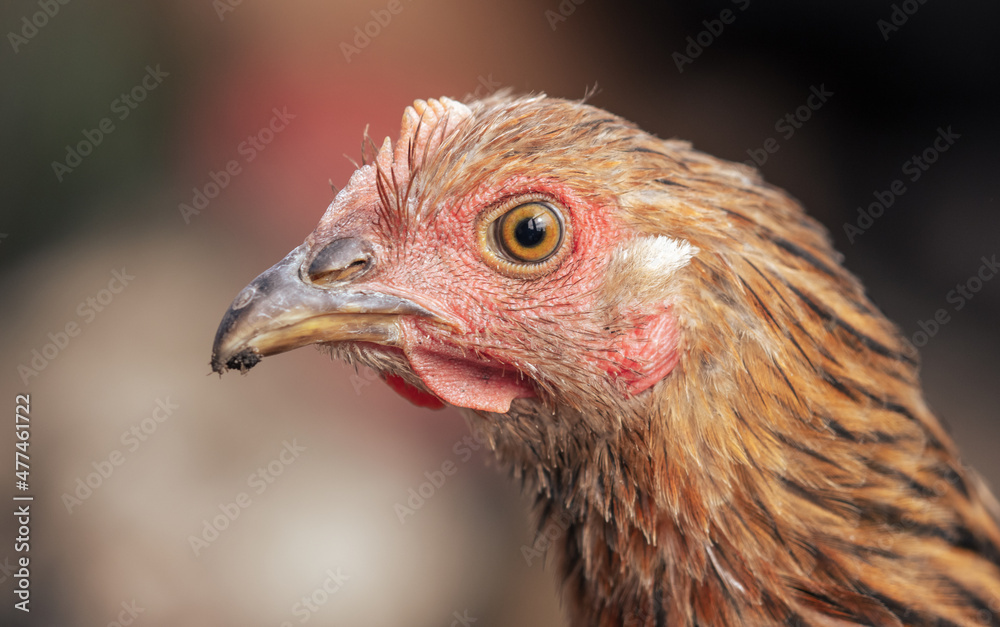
403 344 536 414
383 373 446 410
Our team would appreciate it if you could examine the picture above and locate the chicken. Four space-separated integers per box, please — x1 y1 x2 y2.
211 94 1000 626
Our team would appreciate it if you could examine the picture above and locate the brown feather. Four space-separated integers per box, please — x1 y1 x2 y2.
314 93 1000 625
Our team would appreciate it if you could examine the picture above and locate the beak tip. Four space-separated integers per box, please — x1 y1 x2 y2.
210 347 263 375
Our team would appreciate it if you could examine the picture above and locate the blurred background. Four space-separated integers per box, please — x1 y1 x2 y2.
1 0 998 625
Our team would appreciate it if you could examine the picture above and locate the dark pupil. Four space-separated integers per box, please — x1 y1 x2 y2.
514 215 546 248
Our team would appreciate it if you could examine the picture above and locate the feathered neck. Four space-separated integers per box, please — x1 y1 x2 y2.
459 164 1000 625
330 93 1000 625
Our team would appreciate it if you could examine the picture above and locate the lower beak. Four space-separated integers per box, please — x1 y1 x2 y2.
210 244 436 374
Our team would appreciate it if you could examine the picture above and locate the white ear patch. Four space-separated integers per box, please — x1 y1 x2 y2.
609 235 698 301
614 235 698 280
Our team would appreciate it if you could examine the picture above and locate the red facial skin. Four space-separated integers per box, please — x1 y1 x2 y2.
335 175 680 413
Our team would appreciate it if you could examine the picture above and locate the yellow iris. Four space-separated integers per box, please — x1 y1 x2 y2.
495 202 563 263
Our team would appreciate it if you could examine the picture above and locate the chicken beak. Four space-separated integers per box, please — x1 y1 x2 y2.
210 244 436 374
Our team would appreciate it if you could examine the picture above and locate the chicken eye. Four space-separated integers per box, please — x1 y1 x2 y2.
477 196 570 278
495 202 563 263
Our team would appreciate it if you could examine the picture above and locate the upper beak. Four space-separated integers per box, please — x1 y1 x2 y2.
210 243 437 374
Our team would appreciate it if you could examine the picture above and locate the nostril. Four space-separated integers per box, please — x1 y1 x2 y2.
306 237 374 284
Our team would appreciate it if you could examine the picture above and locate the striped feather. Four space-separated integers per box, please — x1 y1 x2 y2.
342 93 1000 626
